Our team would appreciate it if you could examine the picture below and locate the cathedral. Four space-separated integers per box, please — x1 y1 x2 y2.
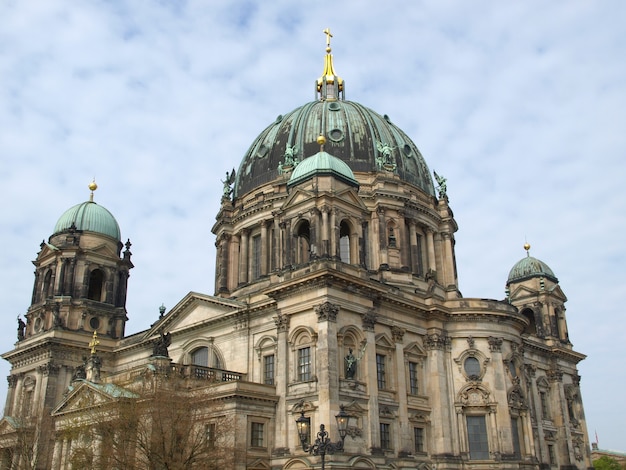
0 33 593 469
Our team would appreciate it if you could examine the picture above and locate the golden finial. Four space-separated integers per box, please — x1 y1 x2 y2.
89 330 100 355
524 242 531 256
317 28 343 100
317 134 326 151
89 179 98 202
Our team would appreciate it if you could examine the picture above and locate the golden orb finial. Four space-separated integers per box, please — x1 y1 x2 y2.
524 242 531 256
89 179 98 202
317 134 326 146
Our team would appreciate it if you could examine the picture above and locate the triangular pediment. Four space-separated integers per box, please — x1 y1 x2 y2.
509 283 567 304
52 380 136 416
332 187 368 211
281 187 316 211
142 292 245 340
0 417 20 435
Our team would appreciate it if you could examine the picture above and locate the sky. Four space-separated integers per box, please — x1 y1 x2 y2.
1 0 625 452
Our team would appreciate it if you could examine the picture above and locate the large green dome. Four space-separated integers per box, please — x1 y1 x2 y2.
54 201 121 241
507 254 558 284
233 100 435 198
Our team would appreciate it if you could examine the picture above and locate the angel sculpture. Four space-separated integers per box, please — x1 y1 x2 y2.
221 168 236 198
433 170 447 199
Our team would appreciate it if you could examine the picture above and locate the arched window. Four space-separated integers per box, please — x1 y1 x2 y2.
295 220 311 264
87 269 104 301
521 308 538 336
339 221 351 263
191 346 222 369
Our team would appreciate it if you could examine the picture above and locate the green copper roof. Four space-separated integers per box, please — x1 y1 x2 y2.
288 151 359 188
507 255 558 284
54 201 121 241
233 100 435 198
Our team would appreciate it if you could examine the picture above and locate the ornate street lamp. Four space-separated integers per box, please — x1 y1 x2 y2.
296 406 352 470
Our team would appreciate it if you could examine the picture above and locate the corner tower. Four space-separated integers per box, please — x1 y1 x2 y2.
26 182 133 340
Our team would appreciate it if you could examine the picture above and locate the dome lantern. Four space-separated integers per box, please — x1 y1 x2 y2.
316 28 344 101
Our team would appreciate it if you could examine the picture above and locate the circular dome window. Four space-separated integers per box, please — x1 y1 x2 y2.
329 128 344 142
90 317 100 330
328 102 340 111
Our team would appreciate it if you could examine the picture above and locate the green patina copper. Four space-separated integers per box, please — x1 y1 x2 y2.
54 201 121 241
288 150 359 188
507 255 558 284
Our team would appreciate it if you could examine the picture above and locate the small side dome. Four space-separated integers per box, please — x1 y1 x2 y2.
507 245 558 284
54 201 121 241
288 150 359 188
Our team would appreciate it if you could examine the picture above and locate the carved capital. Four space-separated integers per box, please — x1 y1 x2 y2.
391 326 405 343
39 363 60 376
315 302 339 322
547 367 563 382
362 310 377 331
425 332 450 351
274 313 290 332
487 336 503 352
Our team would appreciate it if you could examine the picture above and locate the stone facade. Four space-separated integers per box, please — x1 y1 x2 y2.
0 40 593 470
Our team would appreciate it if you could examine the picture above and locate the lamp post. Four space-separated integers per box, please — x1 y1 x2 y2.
296 406 351 470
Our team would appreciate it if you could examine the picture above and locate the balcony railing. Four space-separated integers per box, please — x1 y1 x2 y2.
170 363 246 382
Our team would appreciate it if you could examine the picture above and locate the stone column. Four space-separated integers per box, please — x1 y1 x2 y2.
424 330 454 453
408 221 418 275
260 221 268 276
218 234 230 293
274 312 290 451
398 213 409 269
238 229 249 285
426 229 436 273
362 310 379 450
392 327 411 451
441 232 455 287
321 207 330 257
315 302 340 426
330 209 338 259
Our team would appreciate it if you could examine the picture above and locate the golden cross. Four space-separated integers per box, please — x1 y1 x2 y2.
89 330 100 354
323 28 333 48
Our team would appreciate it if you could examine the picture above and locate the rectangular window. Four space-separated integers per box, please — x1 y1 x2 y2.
414 427 424 453
408 361 419 395
511 417 521 458
466 415 489 460
298 347 311 381
540 391 550 419
206 423 216 448
251 422 265 448
252 235 262 280
380 423 391 450
263 354 275 385
376 354 386 389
